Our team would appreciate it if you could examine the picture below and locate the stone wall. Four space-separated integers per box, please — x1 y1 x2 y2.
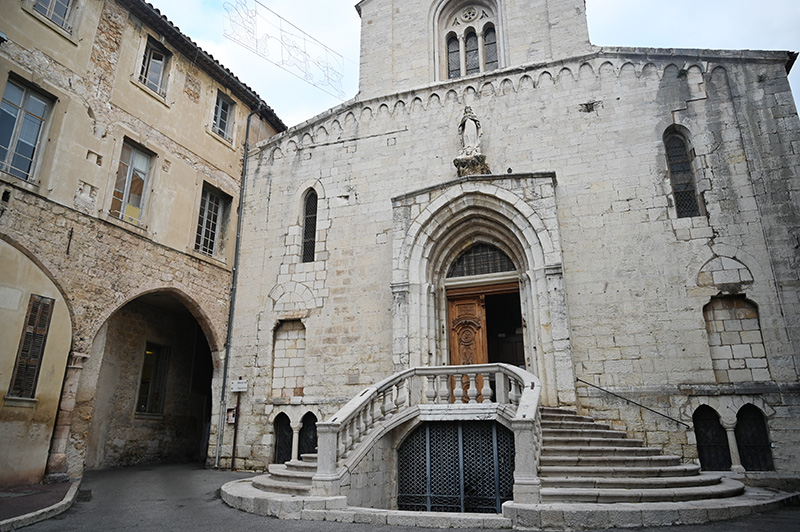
232 48 800 476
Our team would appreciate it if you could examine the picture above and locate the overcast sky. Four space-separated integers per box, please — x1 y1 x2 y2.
153 0 799 128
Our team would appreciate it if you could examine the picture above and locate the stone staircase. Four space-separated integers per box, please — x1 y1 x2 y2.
538 406 745 503
250 453 317 496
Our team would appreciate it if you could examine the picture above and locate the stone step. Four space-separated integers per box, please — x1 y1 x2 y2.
541 420 611 430
267 463 315 482
539 463 702 478
251 474 311 496
540 454 682 468
540 473 724 489
541 445 662 457
300 453 318 463
543 436 645 447
541 413 597 424
542 428 630 439
540 477 745 503
283 459 318 472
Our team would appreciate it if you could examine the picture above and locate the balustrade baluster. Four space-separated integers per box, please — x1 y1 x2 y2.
425 375 437 404
382 389 393 415
453 373 464 403
348 419 357 449
509 379 519 406
438 374 450 404
480 372 493 403
395 379 406 410
339 425 348 456
467 373 478 403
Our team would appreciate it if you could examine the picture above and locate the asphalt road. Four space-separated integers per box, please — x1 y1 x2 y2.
24 463 800 532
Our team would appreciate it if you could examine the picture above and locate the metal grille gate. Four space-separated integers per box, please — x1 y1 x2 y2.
397 421 514 513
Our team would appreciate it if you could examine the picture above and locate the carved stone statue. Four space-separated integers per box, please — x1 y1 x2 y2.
458 106 481 157
454 106 491 177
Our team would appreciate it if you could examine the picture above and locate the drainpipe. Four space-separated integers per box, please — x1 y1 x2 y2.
215 102 263 469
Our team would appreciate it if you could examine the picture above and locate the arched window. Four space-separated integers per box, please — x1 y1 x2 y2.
693 405 731 471
447 35 460 79
437 2 501 80
298 412 318 458
664 132 702 218
735 404 774 471
273 413 292 464
302 189 318 262
447 243 515 278
483 26 498 71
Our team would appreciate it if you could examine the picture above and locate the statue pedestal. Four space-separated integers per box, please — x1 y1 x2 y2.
454 154 491 177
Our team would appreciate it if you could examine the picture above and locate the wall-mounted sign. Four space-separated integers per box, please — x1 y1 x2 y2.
230 379 248 393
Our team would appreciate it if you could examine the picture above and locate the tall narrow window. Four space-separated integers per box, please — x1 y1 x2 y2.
0 79 52 181
302 190 318 263
8 295 54 398
33 0 73 30
111 141 151 224
665 133 701 218
195 186 230 257
464 31 480 75
212 92 235 140
140 40 170 97
484 27 498 71
447 35 461 79
136 343 169 415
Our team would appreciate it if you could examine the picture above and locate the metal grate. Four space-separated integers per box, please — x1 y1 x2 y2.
693 406 731 470
484 27 498 71
302 190 318 262
447 36 460 79
735 405 774 471
447 243 516 278
665 134 700 218
299 413 318 457
397 421 514 513
465 32 480 75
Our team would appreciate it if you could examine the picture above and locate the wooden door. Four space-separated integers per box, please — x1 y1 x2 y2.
448 295 488 366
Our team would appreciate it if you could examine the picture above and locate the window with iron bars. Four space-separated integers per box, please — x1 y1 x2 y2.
33 0 74 31
302 189 318 263
665 133 702 218
195 186 229 257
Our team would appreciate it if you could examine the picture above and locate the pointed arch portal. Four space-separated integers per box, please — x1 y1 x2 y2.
391 174 574 406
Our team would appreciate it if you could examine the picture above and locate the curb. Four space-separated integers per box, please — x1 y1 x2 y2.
0 480 81 532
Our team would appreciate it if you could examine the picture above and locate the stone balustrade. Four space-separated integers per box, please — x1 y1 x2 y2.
313 363 543 503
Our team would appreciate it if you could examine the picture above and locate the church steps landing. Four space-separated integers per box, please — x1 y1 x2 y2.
538 407 744 503
252 454 318 496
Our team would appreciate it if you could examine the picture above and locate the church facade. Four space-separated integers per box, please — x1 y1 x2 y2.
222 0 800 496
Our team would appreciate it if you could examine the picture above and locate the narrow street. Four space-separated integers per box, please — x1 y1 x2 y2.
21 463 799 532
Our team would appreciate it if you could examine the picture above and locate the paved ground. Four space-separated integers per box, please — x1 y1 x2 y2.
18 463 800 532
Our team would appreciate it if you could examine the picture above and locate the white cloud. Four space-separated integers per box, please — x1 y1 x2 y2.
152 0 799 127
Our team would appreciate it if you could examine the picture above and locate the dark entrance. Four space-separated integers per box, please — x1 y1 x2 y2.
693 405 732 471
485 291 524 367
397 421 514 513
273 413 292 464
735 404 774 471
298 412 318 458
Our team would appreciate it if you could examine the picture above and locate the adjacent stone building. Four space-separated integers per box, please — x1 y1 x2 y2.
0 0 284 487
223 0 800 496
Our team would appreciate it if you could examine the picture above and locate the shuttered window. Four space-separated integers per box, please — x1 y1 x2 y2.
9 294 55 398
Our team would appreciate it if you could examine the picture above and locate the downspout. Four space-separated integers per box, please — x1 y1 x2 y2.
215 103 263 468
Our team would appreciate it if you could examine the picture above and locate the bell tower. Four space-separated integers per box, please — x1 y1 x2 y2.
355 0 593 99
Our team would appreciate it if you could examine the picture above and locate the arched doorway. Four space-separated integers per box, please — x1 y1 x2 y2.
445 244 524 368
735 404 774 471
82 292 215 469
273 413 292 464
693 405 731 471
299 412 318 458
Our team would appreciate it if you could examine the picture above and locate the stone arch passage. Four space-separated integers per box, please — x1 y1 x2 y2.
299 412 318 458
735 404 774 471
693 405 732 471
273 413 292 464
78 291 215 471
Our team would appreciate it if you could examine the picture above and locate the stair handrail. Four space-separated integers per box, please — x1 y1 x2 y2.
576 378 690 428
314 364 541 484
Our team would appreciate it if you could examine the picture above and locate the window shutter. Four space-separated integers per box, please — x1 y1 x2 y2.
9 295 55 398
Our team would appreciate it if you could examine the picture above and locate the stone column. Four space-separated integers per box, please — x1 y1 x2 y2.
511 418 541 504
722 421 746 473
458 34 466 77
45 351 89 481
545 265 576 405
290 422 302 461
477 32 485 72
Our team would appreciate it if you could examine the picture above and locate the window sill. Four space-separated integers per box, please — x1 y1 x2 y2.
188 248 229 269
206 126 236 150
22 2 79 46
0 170 40 191
3 395 38 408
99 211 150 237
130 77 170 108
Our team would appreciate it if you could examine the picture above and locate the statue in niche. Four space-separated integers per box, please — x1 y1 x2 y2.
454 106 491 177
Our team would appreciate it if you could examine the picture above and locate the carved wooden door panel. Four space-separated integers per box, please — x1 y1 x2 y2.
448 295 488 366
